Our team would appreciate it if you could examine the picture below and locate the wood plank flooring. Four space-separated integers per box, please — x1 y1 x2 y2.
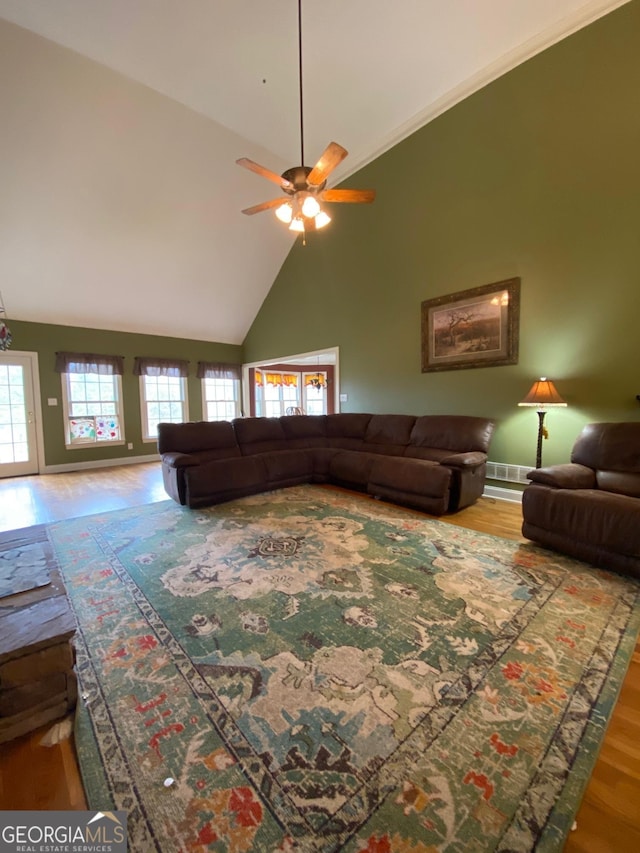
0 462 168 532
0 463 638 851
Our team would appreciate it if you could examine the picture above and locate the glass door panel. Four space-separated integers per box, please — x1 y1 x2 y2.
0 354 39 477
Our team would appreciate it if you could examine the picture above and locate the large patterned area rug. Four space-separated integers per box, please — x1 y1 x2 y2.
48 486 640 852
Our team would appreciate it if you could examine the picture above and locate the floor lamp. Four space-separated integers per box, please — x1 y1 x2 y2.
518 377 567 468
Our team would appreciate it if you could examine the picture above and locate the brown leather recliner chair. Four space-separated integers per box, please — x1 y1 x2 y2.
522 422 640 578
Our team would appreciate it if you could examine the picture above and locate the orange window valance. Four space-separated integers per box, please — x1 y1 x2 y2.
254 369 299 387
305 373 327 388
266 372 298 387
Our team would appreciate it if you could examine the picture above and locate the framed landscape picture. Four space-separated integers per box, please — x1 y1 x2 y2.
421 277 520 372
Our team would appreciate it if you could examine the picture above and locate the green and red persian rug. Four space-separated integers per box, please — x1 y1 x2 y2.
48 485 640 852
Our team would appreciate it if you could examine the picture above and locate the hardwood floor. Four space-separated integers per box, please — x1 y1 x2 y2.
0 463 638 851
0 462 168 532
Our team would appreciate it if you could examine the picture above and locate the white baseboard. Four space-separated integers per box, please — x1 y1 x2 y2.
483 484 523 504
43 454 159 474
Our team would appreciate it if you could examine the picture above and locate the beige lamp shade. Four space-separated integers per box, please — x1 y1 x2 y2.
518 377 567 408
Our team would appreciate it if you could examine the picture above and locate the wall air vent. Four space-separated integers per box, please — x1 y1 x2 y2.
486 461 532 484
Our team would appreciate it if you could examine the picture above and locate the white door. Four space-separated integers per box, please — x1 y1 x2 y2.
0 353 40 477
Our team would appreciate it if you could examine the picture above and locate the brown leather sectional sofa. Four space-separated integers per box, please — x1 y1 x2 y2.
522 422 640 578
158 413 495 515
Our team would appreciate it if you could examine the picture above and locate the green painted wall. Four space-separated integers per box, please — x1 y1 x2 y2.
244 2 640 469
10 319 242 467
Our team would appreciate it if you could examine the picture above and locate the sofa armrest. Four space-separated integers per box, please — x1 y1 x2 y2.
527 463 596 489
439 451 487 468
161 452 200 469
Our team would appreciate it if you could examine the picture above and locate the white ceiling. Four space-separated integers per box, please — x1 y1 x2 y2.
0 0 629 344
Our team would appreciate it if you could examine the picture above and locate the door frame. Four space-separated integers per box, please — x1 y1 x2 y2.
242 346 340 418
0 349 46 476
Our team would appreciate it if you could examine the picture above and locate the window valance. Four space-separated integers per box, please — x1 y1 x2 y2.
133 357 189 378
196 362 241 380
256 371 298 387
305 372 327 388
55 352 124 375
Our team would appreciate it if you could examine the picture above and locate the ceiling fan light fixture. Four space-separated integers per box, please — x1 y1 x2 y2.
314 210 331 229
301 194 320 218
289 216 305 233
275 201 293 223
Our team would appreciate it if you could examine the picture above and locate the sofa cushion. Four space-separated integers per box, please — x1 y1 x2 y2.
329 450 378 487
157 420 240 457
326 413 372 450
279 415 328 448
409 415 494 453
261 449 313 485
233 417 287 455
310 447 340 481
362 414 416 455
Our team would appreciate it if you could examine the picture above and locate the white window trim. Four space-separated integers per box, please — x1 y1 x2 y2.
60 372 125 450
139 374 189 443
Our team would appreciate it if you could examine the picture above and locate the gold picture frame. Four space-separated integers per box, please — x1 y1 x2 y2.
421 277 520 372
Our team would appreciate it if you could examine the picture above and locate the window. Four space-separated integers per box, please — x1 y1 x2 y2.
252 369 329 416
198 362 241 421
55 352 125 448
134 357 189 441
303 372 328 415
255 371 300 417
140 375 187 439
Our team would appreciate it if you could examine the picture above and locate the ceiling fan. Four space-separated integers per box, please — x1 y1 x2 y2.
236 0 375 238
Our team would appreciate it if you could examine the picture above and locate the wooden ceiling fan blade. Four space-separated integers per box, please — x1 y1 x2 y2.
241 198 286 216
322 188 376 204
236 158 292 190
307 142 348 187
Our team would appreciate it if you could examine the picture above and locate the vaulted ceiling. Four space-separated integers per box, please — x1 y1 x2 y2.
0 0 629 344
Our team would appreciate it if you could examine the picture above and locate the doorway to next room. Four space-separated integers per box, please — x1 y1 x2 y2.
243 347 339 417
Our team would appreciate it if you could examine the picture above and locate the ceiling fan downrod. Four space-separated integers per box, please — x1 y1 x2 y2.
234 0 375 233
297 0 305 169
